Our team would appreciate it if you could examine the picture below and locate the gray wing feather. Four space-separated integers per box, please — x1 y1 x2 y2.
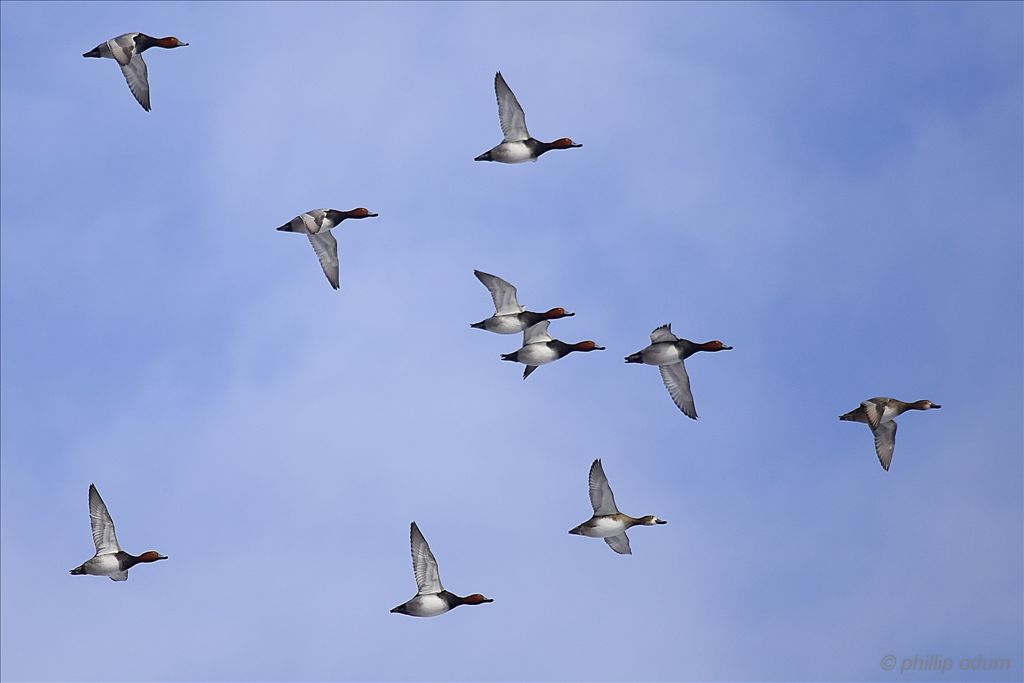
523 320 552 345
650 324 678 344
89 485 122 555
120 52 150 111
862 400 884 430
873 421 897 471
109 571 129 582
307 232 340 289
474 270 523 315
604 533 632 555
495 72 529 142
660 362 697 419
410 522 444 595
588 459 620 516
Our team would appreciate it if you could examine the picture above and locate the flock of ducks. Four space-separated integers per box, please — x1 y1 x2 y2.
73 31 943 616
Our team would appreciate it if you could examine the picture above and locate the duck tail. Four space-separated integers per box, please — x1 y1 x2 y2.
470 321 486 330
69 565 86 575
474 151 491 162
276 222 294 232
624 351 644 363
83 47 102 58
500 352 517 362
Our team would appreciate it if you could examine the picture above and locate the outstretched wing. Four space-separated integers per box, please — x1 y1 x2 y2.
872 421 897 471
474 270 523 315
650 323 678 344
307 232 340 290
120 52 151 111
659 362 697 419
523 320 553 345
410 522 444 595
494 72 529 142
588 459 620 516
604 533 632 555
89 484 122 555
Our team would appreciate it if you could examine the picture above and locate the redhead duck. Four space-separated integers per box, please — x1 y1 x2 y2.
474 72 581 163
840 397 941 471
69 484 167 581
625 323 732 419
470 270 574 334
569 459 666 555
390 522 493 618
83 33 188 111
501 320 604 379
276 208 377 290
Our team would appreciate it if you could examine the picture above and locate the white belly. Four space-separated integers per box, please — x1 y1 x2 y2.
491 142 534 164
641 344 682 366
487 315 527 334
407 594 451 617
85 554 122 576
515 344 559 365
585 516 628 538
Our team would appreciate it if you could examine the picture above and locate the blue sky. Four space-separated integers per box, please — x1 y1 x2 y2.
1 2 1021 681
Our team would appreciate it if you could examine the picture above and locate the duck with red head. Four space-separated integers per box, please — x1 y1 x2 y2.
470 270 575 334
83 33 188 111
69 485 168 582
276 207 379 290
624 323 733 420
839 397 942 471
474 72 582 163
390 523 494 618
500 320 605 379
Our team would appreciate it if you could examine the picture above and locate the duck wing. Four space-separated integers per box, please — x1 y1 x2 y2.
872 421 897 471
522 320 553 345
410 522 444 595
494 72 529 142
119 51 151 111
604 533 632 555
474 270 523 315
588 459 620 516
861 399 886 430
109 571 129 582
88 484 122 555
650 323 678 344
307 232 340 290
660 361 697 419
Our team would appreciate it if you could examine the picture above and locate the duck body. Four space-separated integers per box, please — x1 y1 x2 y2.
470 270 573 334
474 72 581 164
390 522 493 618
625 324 732 419
501 321 604 379
840 397 941 471
569 459 666 555
83 33 188 111
70 484 167 582
276 208 377 290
